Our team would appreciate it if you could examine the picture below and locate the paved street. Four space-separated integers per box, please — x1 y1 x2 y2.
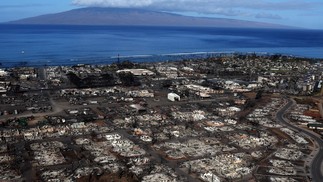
276 99 323 182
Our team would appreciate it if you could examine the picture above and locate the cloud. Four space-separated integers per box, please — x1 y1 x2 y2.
299 12 322 17
72 0 153 8
73 0 321 10
255 12 282 20
72 0 322 18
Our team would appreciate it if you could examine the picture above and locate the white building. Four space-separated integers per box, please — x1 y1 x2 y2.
0 69 7 77
168 93 180 102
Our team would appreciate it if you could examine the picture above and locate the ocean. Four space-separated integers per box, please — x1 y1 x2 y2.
0 24 323 67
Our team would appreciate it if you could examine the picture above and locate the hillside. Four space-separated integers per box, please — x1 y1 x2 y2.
8 7 290 28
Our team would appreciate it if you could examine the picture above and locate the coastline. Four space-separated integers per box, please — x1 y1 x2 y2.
0 51 322 68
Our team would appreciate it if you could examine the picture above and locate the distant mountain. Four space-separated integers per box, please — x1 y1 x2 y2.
7 7 290 28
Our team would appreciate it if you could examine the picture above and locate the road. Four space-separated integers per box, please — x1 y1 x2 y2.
276 99 323 182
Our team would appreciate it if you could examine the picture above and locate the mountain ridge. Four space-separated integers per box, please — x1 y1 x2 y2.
7 7 292 29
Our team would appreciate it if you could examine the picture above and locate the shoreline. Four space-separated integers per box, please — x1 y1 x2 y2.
1 51 322 68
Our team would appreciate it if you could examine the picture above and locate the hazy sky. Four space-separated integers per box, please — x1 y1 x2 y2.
1 0 322 29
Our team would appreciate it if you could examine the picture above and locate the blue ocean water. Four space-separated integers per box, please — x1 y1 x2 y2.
0 24 323 67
